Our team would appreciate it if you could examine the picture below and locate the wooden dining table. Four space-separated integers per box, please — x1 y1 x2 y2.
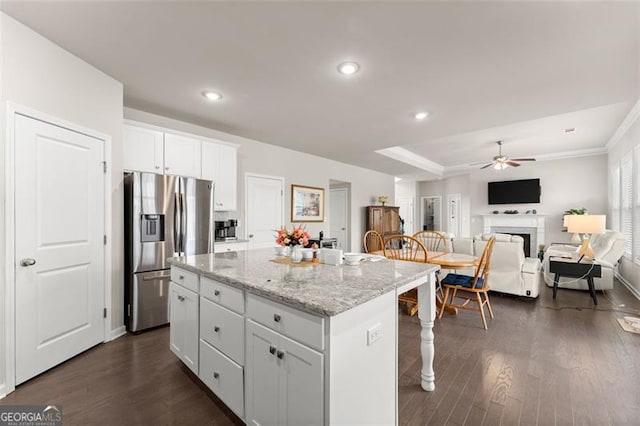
371 250 479 315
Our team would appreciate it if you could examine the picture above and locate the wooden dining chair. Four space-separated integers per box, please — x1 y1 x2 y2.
363 230 384 253
438 236 496 330
383 235 428 316
413 230 448 254
413 230 448 302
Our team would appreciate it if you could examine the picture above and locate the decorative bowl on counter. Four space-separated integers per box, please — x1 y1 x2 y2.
343 252 363 265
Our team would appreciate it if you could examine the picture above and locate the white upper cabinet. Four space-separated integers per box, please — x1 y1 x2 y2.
202 141 237 211
164 132 202 178
123 124 164 173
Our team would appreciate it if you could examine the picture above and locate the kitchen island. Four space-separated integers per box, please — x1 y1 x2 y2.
167 248 439 425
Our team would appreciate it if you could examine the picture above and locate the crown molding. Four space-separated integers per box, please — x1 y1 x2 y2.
606 97 640 150
375 147 444 177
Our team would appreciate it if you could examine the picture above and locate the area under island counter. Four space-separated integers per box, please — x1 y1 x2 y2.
167 248 439 425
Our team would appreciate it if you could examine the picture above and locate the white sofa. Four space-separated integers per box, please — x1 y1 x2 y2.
542 230 625 291
449 233 541 298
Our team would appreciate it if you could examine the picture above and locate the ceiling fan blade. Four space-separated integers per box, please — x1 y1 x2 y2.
480 162 495 169
506 161 521 167
510 158 536 162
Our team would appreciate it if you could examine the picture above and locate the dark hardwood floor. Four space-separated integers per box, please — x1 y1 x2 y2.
2 278 639 425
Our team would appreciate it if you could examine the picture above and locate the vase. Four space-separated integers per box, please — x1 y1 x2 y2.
290 246 303 263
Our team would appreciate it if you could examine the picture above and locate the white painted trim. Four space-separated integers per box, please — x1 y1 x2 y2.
107 326 127 342
375 147 444 177
103 134 113 342
3 103 17 397
615 271 640 301
606 98 640 150
3 102 112 397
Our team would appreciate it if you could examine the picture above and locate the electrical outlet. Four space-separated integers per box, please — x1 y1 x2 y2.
367 323 382 346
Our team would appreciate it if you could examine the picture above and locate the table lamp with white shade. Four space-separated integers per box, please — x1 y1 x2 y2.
563 215 583 244
566 214 606 261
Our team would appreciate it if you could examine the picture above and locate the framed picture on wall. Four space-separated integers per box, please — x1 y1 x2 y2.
291 184 325 222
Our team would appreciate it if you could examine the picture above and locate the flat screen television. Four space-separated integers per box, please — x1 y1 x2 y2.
488 178 540 205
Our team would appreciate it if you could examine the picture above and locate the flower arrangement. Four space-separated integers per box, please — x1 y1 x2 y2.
275 225 311 247
378 195 389 206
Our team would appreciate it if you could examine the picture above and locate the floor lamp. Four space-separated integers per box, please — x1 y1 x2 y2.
566 214 606 261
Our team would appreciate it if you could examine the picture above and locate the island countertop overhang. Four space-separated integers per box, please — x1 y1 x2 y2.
167 248 439 316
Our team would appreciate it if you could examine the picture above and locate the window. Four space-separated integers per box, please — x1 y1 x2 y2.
621 154 633 257
635 147 640 263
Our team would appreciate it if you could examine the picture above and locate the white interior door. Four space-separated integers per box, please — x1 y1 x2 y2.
397 196 414 235
15 114 105 384
447 193 462 237
246 174 284 249
329 188 348 249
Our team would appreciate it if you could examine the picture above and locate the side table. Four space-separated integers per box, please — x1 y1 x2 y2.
549 256 602 304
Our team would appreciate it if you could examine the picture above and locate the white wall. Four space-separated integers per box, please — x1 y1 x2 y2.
0 13 123 394
124 108 395 253
608 103 640 296
417 155 608 245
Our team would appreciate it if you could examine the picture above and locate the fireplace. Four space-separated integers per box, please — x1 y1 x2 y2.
482 215 545 258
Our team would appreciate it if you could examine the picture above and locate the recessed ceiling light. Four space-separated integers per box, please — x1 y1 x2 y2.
202 91 223 101
564 127 576 133
337 62 360 75
414 112 429 120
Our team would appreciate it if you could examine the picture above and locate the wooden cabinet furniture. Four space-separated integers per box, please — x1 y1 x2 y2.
202 141 237 211
123 121 238 210
169 267 199 375
367 206 401 238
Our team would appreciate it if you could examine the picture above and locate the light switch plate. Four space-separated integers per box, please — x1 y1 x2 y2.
367 323 382 346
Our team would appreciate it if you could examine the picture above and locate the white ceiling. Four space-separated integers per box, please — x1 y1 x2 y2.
2 1 638 179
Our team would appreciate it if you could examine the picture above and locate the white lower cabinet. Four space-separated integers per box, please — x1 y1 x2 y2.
199 339 245 418
169 282 199 375
245 320 324 426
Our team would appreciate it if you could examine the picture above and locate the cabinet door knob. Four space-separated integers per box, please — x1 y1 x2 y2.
277 350 285 360
269 346 277 355
213 372 219 379
214 289 220 296
179 275 184 280
214 326 220 333
273 314 281 323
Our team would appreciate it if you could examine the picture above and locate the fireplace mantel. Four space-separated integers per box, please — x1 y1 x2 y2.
481 215 546 256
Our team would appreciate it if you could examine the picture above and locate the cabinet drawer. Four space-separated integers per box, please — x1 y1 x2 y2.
171 267 199 293
201 277 244 314
247 294 324 351
199 340 244 419
200 297 244 365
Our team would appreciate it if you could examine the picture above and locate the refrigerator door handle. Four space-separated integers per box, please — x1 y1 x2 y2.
173 192 181 256
180 192 187 255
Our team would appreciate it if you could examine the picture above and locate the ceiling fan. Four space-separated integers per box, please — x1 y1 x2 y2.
480 141 536 170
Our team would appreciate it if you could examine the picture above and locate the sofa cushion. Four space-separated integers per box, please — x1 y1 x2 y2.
442 273 484 289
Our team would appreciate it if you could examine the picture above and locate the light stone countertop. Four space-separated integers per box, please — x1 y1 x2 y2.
167 248 439 317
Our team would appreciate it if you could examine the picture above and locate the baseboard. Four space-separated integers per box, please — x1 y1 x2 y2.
615 272 640 301
107 326 127 342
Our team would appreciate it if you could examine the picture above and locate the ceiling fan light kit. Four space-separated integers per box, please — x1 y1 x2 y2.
481 141 536 170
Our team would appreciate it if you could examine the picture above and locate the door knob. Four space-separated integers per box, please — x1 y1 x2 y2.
20 258 36 267
249 234 254 238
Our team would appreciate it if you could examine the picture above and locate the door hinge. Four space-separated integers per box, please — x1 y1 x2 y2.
281 189 283 195
104 235 107 245
103 308 107 318
102 161 107 173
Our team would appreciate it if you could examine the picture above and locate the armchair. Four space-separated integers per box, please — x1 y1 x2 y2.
542 230 625 290
473 234 541 298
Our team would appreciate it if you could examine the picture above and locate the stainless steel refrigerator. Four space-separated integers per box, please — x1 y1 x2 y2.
124 172 214 332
